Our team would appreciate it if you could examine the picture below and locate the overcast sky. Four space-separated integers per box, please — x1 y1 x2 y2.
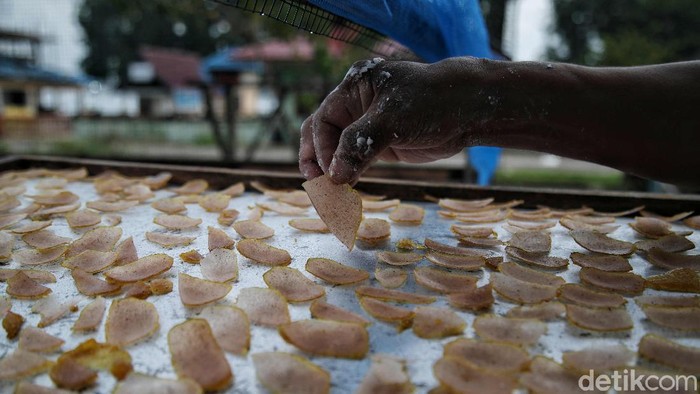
506 0 554 61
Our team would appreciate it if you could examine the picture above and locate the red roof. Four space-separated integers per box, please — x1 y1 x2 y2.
233 36 345 62
140 46 202 88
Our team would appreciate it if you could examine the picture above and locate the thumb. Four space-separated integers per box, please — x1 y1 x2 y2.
328 114 390 185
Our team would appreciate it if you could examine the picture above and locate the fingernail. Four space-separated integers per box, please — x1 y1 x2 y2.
328 158 338 178
328 157 350 184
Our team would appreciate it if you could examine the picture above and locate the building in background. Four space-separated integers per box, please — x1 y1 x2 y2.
0 0 138 117
125 47 205 118
0 28 81 137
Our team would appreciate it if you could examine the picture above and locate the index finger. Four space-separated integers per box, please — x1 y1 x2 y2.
311 88 360 174
299 115 324 180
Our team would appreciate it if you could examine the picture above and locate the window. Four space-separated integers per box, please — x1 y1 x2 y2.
4 90 27 106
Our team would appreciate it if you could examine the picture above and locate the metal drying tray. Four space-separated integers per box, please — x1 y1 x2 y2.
0 155 698 394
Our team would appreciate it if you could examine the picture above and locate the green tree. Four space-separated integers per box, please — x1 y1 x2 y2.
548 0 700 66
79 0 268 83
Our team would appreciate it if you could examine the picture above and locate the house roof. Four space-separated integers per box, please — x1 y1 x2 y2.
233 36 345 62
139 46 203 88
0 56 81 87
0 29 41 43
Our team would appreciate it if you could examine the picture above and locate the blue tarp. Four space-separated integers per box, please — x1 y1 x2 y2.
308 0 492 62
200 48 264 84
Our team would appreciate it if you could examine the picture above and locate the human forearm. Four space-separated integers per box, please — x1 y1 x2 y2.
444 58 700 185
299 57 700 186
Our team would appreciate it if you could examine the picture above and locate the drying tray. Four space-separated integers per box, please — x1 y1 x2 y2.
0 155 699 394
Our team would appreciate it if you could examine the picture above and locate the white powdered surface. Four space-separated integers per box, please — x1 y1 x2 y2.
0 176 698 393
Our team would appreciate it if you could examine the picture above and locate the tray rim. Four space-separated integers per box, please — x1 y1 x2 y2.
1 154 697 213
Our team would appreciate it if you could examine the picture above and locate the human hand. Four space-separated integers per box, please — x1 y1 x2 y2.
299 57 487 185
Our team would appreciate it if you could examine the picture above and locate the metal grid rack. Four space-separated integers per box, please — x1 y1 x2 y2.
213 0 411 58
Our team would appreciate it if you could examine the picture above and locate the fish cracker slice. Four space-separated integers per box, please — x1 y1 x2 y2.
105 298 159 347
492 272 558 304
21 229 71 250
355 286 435 304
359 297 414 330
376 251 423 266
7 271 51 299
236 287 290 327
356 355 412 394
414 267 477 293
498 261 565 286
288 218 329 233
104 254 173 283
199 193 230 212
66 210 101 228
434 356 517 394
557 283 626 308
237 239 291 266
207 226 235 251
638 334 700 374
72 297 106 332
309 299 370 326
252 352 330 394
113 373 201 394
146 232 195 247
66 226 122 258
172 179 209 195
443 338 530 374
636 234 695 253
565 304 633 331
178 273 232 307
646 247 700 270
579 267 645 295
561 344 634 374
375 267 408 288
168 319 232 391
233 219 274 239
200 248 238 282
357 218 391 242
646 267 700 293
199 305 250 355
506 301 566 321
302 175 362 250
278 319 369 359
412 306 465 339
447 283 494 311
306 257 369 284
505 246 569 270
18 326 64 353
72 269 122 296
263 266 325 302
10 220 52 234
154 214 202 230
570 229 635 255
86 200 138 212
473 315 546 346
0 349 52 381
519 356 589 394
640 305 700 330
508 230 551 254
570 252 632 272
389 204 425 224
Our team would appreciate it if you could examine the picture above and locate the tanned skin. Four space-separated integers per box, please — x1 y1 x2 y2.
299 58 700 187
